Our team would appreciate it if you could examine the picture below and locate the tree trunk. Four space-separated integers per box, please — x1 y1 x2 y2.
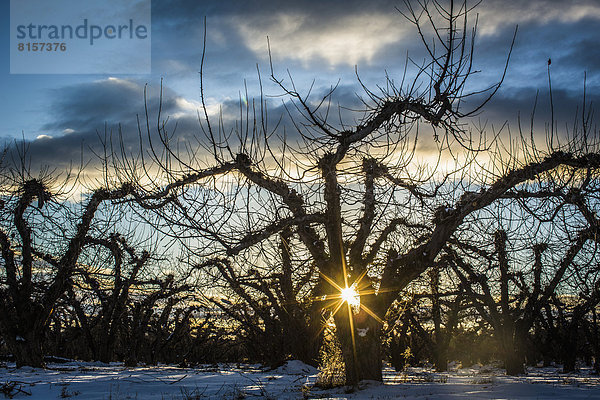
124 339 140 367
10 329 45 368
98 333 116 363
562 320 579 373
333 301 382 385
592 309 600 375
281 283 324 367
501 325 525 375
287 320 321 367
389 319 410 371
1 303 46 368
434 344 448 372
124 322 142 367
563 352 577 373
504 348 525 375
429 265 447 372
68 288 98 360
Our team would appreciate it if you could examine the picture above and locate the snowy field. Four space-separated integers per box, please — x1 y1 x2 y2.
2 360 600 399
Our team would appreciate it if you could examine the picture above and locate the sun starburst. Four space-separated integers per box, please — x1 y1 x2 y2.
316 268 384 324
340 284 360 313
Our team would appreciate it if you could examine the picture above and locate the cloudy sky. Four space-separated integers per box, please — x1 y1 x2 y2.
1 0 599 172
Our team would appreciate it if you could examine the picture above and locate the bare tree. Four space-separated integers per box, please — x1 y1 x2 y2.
536 256 600 372
67 233 156 363
399 263 465 372
0 145 135 367
117 0 600 384
447 153 600 374
199 228 324 366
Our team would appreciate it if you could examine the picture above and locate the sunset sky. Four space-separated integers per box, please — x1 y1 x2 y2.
1 0 599 171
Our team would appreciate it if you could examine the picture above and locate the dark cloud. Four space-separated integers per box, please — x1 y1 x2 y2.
477 19 598 88
481 87 589 126
555 35 600 77
7 78 203 171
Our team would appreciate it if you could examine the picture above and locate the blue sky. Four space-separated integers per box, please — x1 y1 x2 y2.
1 0 599 172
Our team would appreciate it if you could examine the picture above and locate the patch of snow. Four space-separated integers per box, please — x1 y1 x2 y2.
2 361 600 399
447 360 462 371
274 360 318 375
357 327 369 337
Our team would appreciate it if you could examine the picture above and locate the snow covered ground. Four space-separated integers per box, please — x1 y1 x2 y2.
1 359 600 399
